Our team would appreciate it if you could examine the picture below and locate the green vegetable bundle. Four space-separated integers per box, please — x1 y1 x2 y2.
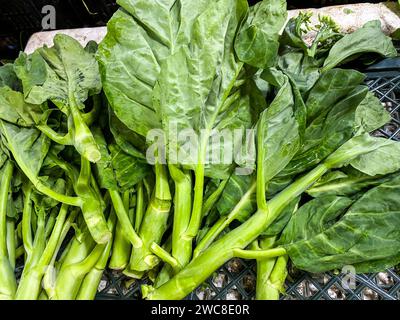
0 0 399 300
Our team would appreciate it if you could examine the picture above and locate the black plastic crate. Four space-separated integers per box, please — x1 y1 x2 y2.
94 56 400 301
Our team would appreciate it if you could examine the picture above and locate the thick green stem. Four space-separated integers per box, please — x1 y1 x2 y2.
6 219 15 269
256 123 268 212
0 162 16 299
154 264 174 288
51 220 103 300
21 185 33 258
150 242 181 273
0 161 13 258
109 223 131 270
147 164 328 299
135 182 145 231
169 166 192 269
233 247 286 260
184 148 206 239
76 157 111 244
76 212 116 300
255 237 278 300
63 232 95 264
0 256 16 300
15 204 70 300
44 208 57 239
109 189 142 248
128 163 171 273
36 124 73 145
259 255 289 300
69 97 101 163
193 182 256 258
42 209 78 299
53 243 106 300
109 194 133 270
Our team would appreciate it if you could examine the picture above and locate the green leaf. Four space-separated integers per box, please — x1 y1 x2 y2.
234 0 287 68
279 85 369 178
277 51 320 94
279 195 353 245
261 197 299 237
109 144 149 191
258 69 302 193
14 34 102 163
350 139 400 176
322 20 397 72
283 177 400 273
0 64 21 91
326 133 400 176
307 169 397 197
15 35 101 106
153 0 250 177
93 127 150 191
216 174 256 222
355 91 391 133
305 69 366 125
0 121 50 178
97 0 211 137
109 110 146 159
0 86 44 127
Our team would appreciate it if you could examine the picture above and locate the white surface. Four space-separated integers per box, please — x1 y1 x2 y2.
24 2 400 53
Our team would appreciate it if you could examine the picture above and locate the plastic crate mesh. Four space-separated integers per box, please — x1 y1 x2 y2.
95 72 400 300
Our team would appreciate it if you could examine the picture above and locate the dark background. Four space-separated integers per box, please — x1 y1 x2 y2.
0 0 383 60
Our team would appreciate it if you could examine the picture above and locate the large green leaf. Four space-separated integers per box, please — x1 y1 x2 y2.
307 169 398 197
0 64 21 91
216 174 256 222
279 195 353 245
0 86 43 127
14 34 102 163
326 133 400 176
283 177 400 273
304 69 366 124
153 0 251 178
15 35 101 107
0 121 50 178
354 91 391 133
258 68 303 192
234 0 287 68
97 0 211 137
277 51 320 95
278 85 369 179
322 20 397 72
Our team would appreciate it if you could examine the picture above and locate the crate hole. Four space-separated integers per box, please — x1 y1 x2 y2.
226 287 242 300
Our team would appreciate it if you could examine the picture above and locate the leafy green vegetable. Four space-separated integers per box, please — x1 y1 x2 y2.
282 177 400 273
322 20 397 71
14 34 102 163
1 0 400 302
235 0 287 68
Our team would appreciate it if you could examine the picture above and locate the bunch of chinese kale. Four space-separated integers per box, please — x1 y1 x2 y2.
0 0 399 300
